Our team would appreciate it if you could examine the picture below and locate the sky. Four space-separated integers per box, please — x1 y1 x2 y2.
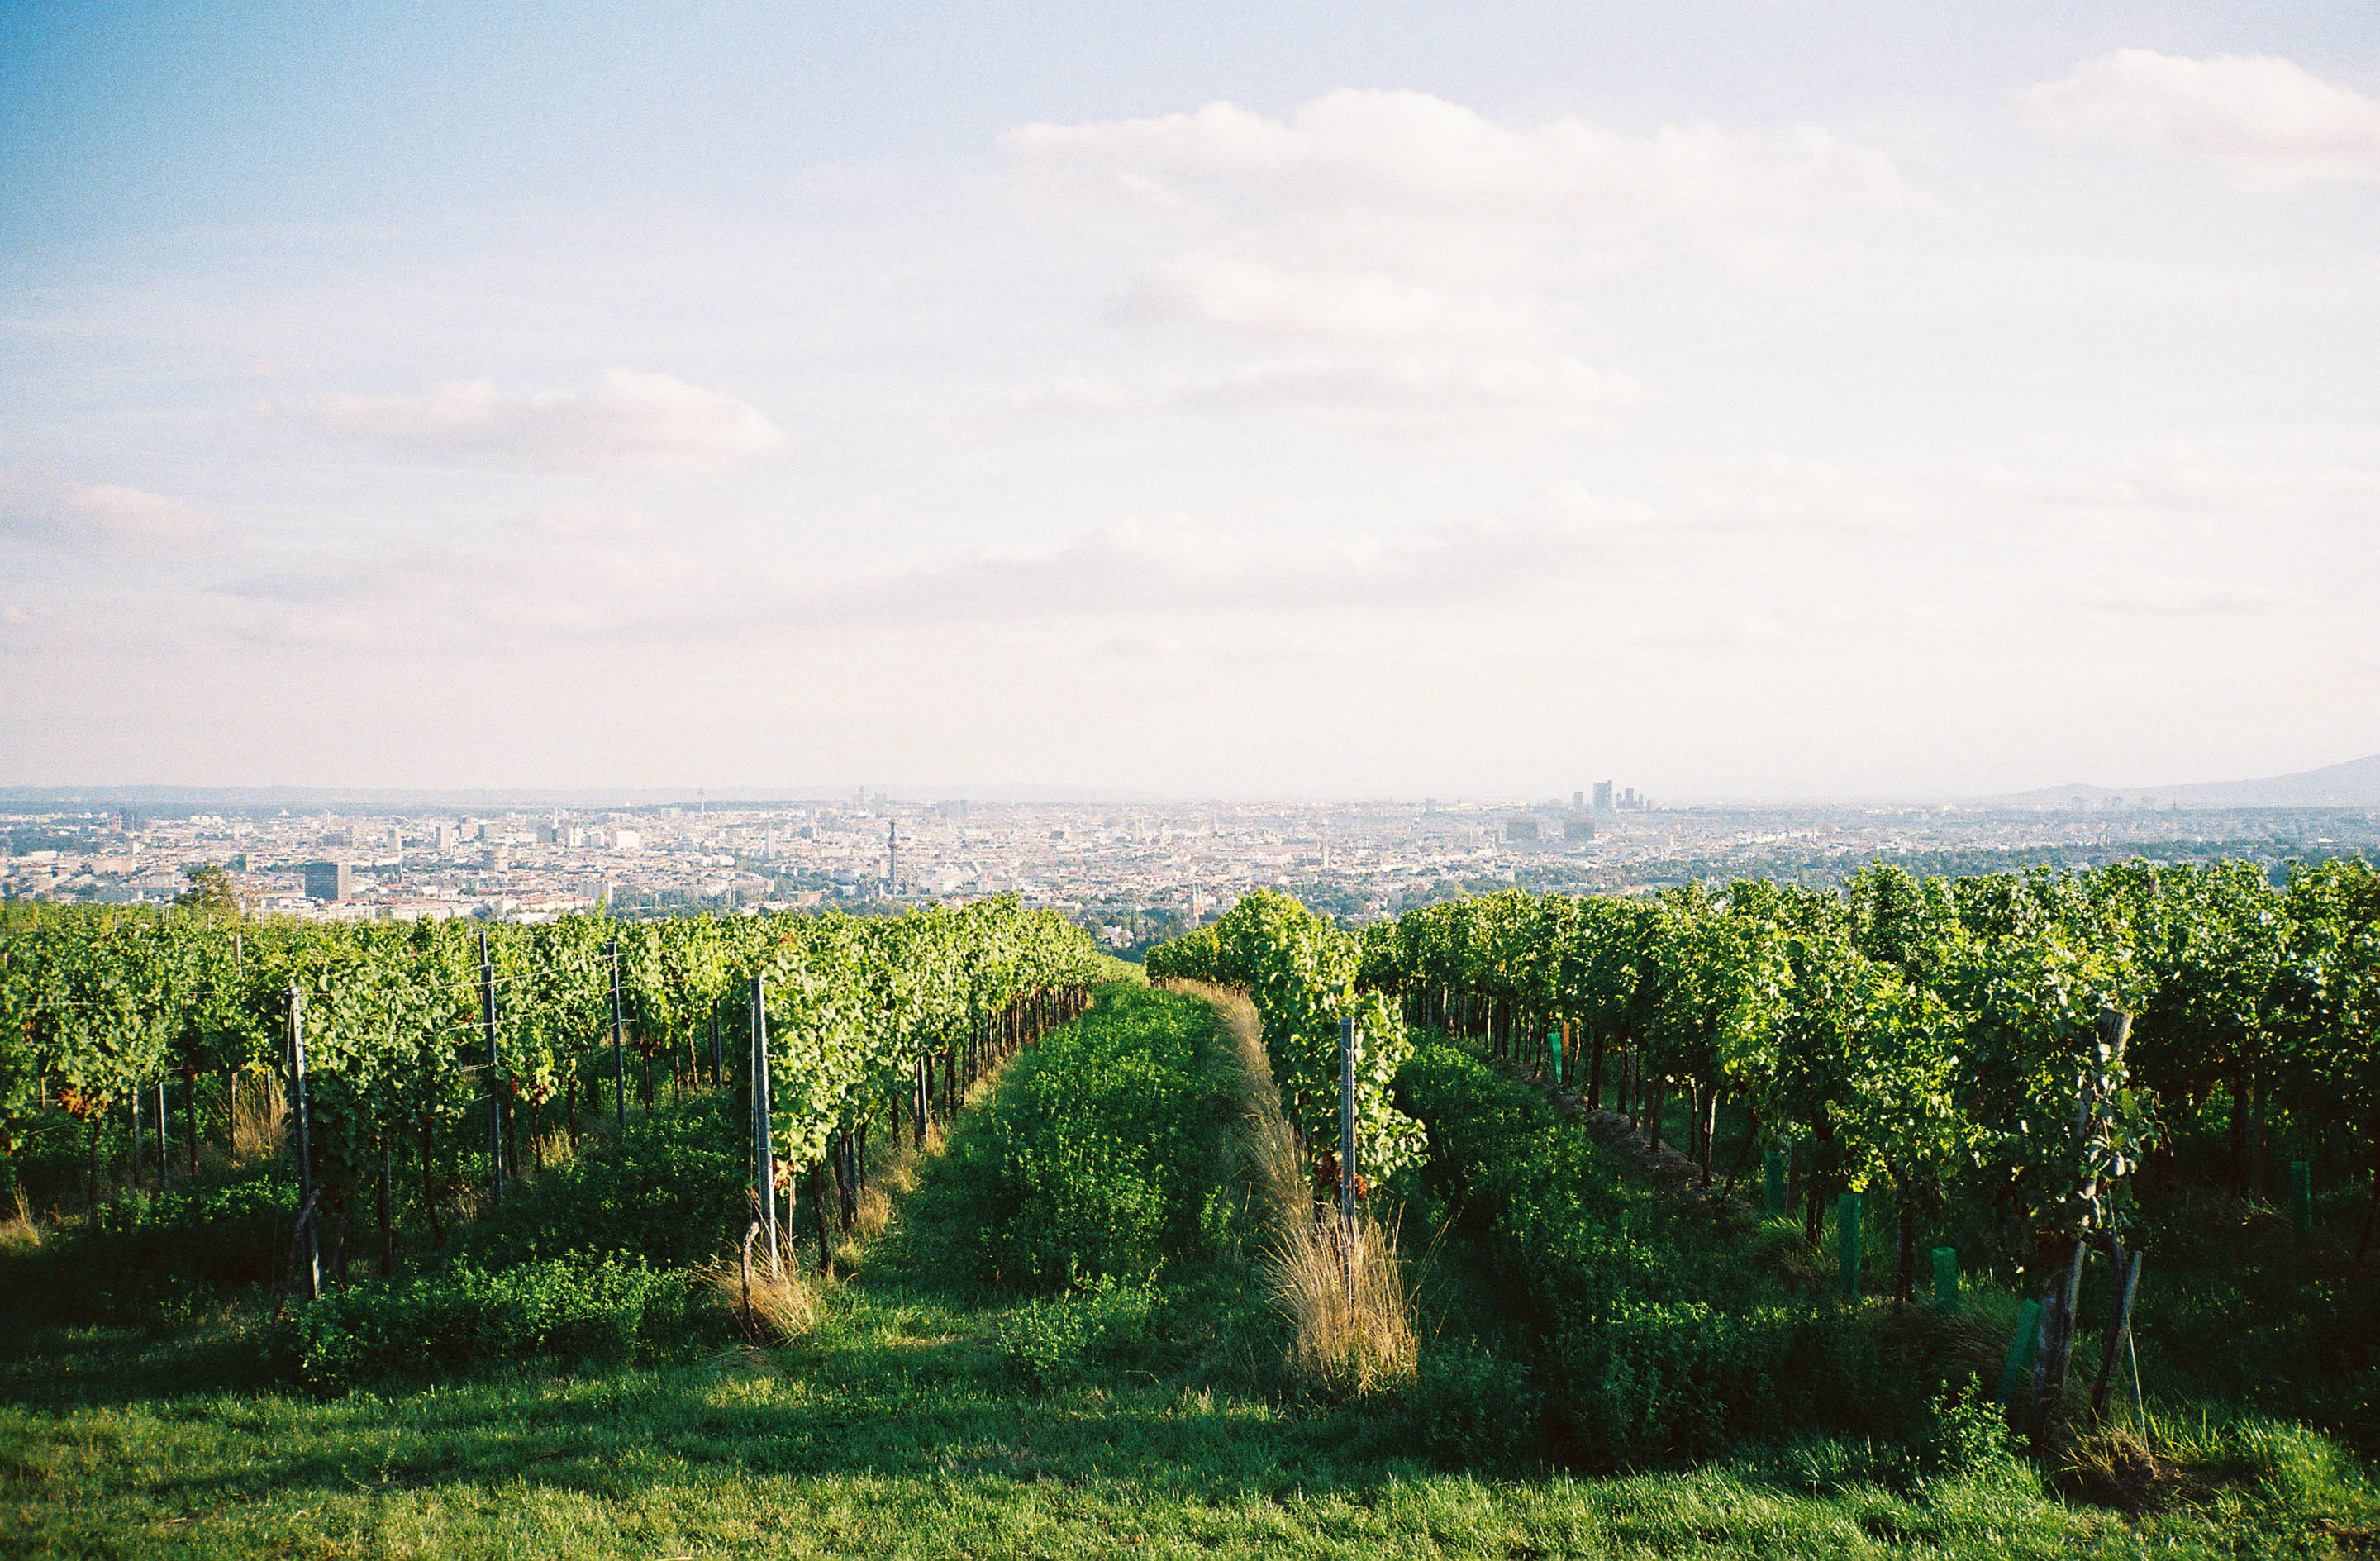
2 2 2375 802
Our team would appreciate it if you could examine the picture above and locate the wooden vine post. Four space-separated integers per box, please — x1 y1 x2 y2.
2089 1245 2144 1421
2026 1005 2131 1444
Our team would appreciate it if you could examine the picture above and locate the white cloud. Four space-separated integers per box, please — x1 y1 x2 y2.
1005 90 1908 240
1115 256 1555 345
2060 576 2297 617
0 474 221 552
211 505 715 651
1169 353 1640 430
1006 91 1910 436
2020 50 2380 187
1008 376 1138 412
1621 612 1787 650
1973 451 2380 519
311 367 788 476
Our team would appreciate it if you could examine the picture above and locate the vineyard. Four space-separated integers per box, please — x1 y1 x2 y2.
0 897 1101 1297
1 862 2376 1557
1154 862 2380 1452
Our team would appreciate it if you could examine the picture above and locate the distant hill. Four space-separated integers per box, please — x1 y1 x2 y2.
1989 753 2380 810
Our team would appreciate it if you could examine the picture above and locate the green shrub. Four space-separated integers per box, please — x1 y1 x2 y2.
0 1168 298 1326
993 1274 1160 1393
1411 1339 1541 1466
453 1094 747 1273
294 1253 695 1388
1398 1040 1953 1469
1766 1379 2021 1497
1920 1378 2023 1482
957 988 1235 1287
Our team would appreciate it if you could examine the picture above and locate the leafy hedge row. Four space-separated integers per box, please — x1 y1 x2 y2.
1400 1040 1960 1468
295 1253 704 1387
0 1168 298 1326
957 987 1237 1288
453 1092 748 1273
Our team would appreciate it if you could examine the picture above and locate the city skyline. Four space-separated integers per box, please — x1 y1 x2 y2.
5 742 2379 811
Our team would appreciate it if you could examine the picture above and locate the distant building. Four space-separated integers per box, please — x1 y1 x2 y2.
1593 781 1615 811
381 897 467 923
613 830 642 852
1506 819 1541 842
1564 817 1595 842
303 861 353 902
1573 790 1584 811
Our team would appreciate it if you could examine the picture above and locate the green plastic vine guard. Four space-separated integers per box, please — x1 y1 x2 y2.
1931 1246 1957 1308
1764 1150 1785 1219
2289 1161 2313 1238
1549 1030 1563 1087
1997 1298 2043 1402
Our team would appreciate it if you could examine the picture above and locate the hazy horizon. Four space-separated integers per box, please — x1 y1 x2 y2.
4 4 2374 799
7 745 2377 811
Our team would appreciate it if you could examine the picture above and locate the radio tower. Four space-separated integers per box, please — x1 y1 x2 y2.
887 818 900 897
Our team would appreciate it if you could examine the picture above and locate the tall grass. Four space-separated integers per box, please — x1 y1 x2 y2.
702 1253 822 1344
1270 1210 1416 1399
0 1187 40 1251
1173 978 1416 1397
229 1072 285 1164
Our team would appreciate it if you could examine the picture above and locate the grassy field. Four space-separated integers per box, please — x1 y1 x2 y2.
2 985 2373 1558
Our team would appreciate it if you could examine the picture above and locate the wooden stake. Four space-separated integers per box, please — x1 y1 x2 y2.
2090 1245 2144 1422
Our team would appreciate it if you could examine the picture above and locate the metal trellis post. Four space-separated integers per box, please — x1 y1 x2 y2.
289 982 320 1302
1339 1012 1357 1297
478 930 504 1204
607 939 626 1129
752 973 778 1274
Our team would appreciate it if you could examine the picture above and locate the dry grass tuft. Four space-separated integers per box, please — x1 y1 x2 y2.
854 1182 894 1241
1173 978 1417 1399
0 1188 41 1251
875 1121 944 1200
703 1251 824 1345
531 1130 575 1176
1269 1210 1417 1400
229 1072 286 1164
2058 1425 2176 1512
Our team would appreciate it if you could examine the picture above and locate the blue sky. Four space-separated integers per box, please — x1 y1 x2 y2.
2 2 2375 797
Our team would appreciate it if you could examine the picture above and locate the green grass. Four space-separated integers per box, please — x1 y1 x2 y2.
1 988 2373 1558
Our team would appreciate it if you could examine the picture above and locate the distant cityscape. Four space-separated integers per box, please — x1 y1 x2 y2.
6 784 2373 954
